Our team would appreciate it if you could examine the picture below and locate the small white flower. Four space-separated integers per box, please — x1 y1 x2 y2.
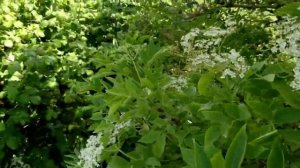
203 27 227 37
271 46 278 53
276 38 287 52
165 76 188 91
78 133 104 168
144 88 152 95
180 28 201 53
10 155 30 168
221 69 236 78
7 52 15 62
109 120 131 144
224 17 236 27
290 59 300 90
228 49 240 62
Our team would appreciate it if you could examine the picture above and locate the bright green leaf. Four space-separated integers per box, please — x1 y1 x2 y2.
201 111 231 123
181 139 212 168
267 139 284 168
275 2 300 17
211 150 225 168
198 71 214 96
108 156 130 168
145 157 161 167
204 126 221 157
272 82 300 108
139 130 161 144
225 125 247 168
262 74 275 82
152 134 166 158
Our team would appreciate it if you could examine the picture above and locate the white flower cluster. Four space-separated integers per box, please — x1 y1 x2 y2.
109 120 131 144
180 17 249 79
222 49 248 78
164 76 188 91
10 155 31 168
270 17 300 56
78 133 104 168
290 59 300 90
269 17 300 90
180 28 200 53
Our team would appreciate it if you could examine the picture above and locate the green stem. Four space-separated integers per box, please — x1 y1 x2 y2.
119 149 138 161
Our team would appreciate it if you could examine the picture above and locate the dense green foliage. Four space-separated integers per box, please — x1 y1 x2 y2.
1 0 300 167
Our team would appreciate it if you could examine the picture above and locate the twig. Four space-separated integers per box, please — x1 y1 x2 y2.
221 3 280 9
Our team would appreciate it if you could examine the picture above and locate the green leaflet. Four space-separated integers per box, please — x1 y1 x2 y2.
280 130 300 144
261 74 275 82
204 126 221 158
198 71 214 96
272 82 300 109
108 156 131 168
181 139 212 168
0 123 5 132
225 125 247 168
249 130 278 145
273 108 300 124
267 139 284 168
210 150 225 168
275 2 300 17
139 130 161 144
152 134 166 158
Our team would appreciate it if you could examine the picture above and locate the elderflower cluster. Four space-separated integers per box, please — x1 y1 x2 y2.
180 28 200 53
268 16 300 90
290 59 300 90
164 76 188 91
221 49 248 78
269 16 300 56
10 155 30 168
78 133 104 168
109 120 131 144
181 16 249 78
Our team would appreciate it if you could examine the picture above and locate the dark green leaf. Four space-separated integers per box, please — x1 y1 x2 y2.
0 123 5 132
280 130 300 144
6 135 20 150
30 96 41 105
274 108 300 124
4 85 19 102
